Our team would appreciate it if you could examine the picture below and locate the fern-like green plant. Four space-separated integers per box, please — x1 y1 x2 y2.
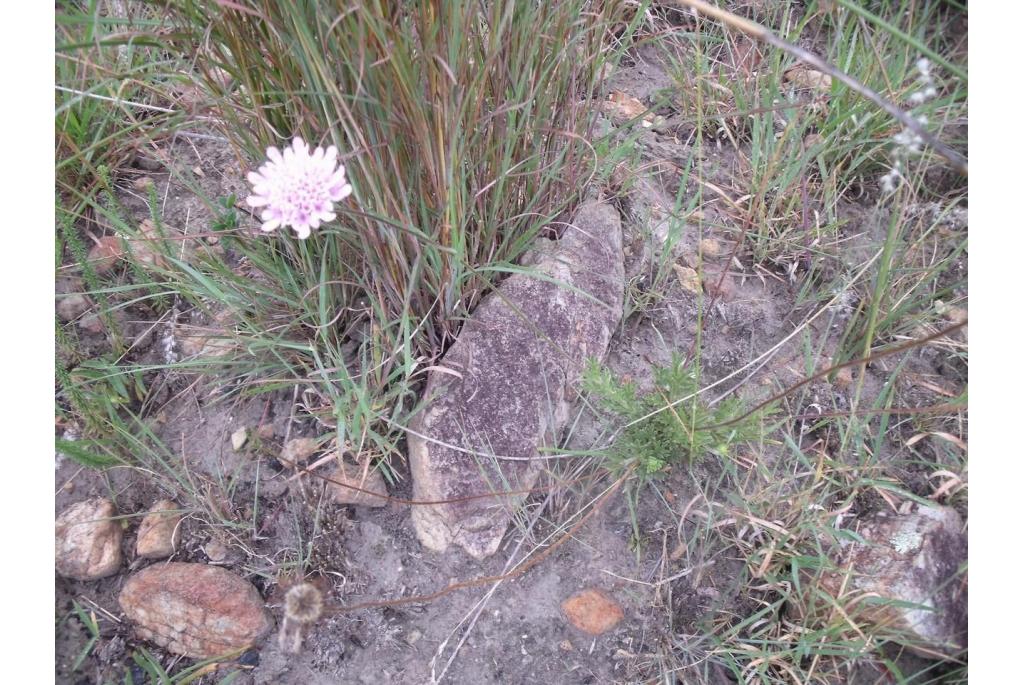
582 354 761 477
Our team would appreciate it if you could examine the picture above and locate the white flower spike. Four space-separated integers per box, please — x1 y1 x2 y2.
246 137 353 239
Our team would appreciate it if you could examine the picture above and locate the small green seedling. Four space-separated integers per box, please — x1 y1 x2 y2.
582 353 762 478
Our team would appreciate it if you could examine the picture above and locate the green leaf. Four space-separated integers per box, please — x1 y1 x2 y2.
56 438 120 468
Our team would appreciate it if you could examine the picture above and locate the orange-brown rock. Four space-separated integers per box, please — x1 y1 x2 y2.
561 589 624 635
119 562 271 658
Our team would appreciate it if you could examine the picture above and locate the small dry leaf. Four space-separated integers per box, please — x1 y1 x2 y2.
906 432 967 451
673 264 702 295
133 176 155 192
600 91 654 125
833 367 854 388
906 373 957 398
278 437 319 468
87 236 124 275
928 470 967 500
874 485 902 513
785 67 832 92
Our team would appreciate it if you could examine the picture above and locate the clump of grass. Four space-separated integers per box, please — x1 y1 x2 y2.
582 354 761 477
161 0 633 340
120 1 645 465
56 2 179 205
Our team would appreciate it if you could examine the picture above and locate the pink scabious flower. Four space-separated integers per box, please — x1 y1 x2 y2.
246 137 353 239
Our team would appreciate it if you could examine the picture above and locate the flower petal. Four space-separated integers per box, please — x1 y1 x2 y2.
330 183 353 201
329 168 347 185
323 145 338 166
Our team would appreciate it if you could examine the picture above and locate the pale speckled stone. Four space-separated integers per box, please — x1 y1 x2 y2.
55 498 123 580
409 201 624 559
817 504 967 659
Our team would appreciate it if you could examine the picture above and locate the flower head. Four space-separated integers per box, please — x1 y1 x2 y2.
246 137 352 239
283 582 323 625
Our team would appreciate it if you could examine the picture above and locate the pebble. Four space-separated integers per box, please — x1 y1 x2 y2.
135 499 182 559
231 427 249 451
87 236 124 275
57 293 91 322
698 238 722 258
203 538 231 564
672 264 701 295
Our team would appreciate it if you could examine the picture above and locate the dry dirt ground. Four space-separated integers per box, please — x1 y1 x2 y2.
56 28 967 685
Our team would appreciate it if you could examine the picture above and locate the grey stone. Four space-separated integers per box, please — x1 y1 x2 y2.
818 504 967 659
408 201 624 558
57 293 91 323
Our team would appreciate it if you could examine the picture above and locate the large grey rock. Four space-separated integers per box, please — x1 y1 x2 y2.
409 201 624 559
817 504 967 659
